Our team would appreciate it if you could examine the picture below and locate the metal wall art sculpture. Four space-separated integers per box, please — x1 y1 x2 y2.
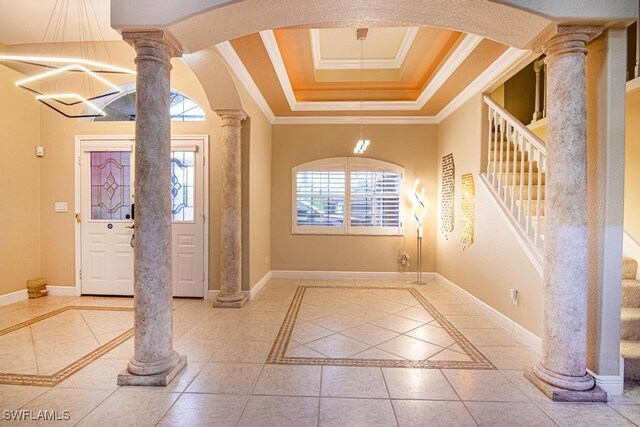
461 173 475 249
441 154 455 238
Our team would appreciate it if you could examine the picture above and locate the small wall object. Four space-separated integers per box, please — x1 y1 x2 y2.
27 277 48 299
461 173 475 249
441 153 455 238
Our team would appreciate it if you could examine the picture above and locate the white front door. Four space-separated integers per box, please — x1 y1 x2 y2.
79 137 207 297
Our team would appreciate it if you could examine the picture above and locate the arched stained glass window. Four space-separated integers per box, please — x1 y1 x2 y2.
94 87 205 122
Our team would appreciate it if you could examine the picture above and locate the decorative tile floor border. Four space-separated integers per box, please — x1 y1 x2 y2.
267 286 496 369
0 305 134 387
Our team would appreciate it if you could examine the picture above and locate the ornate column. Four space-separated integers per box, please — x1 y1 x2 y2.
214 110 247 308
117 31 186 386
525 26 603 401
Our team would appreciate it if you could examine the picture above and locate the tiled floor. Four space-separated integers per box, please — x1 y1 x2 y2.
1 279 639 426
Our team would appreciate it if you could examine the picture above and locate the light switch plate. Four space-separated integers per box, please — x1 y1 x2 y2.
55 202 68 213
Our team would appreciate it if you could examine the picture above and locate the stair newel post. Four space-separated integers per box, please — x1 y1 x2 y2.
535 154 544 246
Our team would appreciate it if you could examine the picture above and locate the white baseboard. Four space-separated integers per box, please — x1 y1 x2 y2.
47 286 77 296
0 289 28 306
206 270 273 301
588 357 624 396
270 270 434 282
435 273 542 354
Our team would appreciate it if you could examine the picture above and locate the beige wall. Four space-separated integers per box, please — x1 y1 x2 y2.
270 124 438 273
435 93 544 336
0 64 42 296
624 85 640 243
0 41 271 296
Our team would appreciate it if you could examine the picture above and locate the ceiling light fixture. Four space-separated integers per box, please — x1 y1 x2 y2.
353 27 370 155
0 0 135 118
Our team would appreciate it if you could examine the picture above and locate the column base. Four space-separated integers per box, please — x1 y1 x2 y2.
117 355 187 387
524 368 607 402
213 295 247 308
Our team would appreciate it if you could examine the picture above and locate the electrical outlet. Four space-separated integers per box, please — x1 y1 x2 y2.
509 289 519 306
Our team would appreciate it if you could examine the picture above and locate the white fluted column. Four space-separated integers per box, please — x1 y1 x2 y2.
214 110 247 308
117 31 186 386
525 26 604 401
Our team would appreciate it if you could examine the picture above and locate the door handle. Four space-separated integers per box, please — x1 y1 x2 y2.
125 225 135 229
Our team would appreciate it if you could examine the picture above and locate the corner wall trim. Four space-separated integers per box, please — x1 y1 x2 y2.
270 270 433 282
435 273 542 354
0 289 28 306
587 357 624 396
207 270 273 301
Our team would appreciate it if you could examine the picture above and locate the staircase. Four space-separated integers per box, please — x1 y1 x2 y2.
482 96 546 264
621 257 640 380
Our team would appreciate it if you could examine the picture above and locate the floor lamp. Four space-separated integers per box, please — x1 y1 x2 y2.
413 180 427 285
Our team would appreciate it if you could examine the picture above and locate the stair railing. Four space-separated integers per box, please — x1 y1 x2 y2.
483 95 546 259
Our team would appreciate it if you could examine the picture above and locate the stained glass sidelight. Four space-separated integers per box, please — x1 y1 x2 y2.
171 151 195 222
90 151 131 220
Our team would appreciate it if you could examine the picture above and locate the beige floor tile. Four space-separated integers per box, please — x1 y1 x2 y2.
291 322 335 344
538 402 635 426
158 393 249 427
311 314 364 332
377 335 444 360
465 401 556 426
609 404 640 425
0 346 39 375
228 323 281 342
286 345 328 358
0 385 49 411
241 310 286 325
174 338 224 363
18 387 113 426
56 358 125 390
210 340 272 364
340 323 400 346
395 307 435 323
444 315 497 329
350 347 406 360
443 370 530 402
393 400 476 427
501 369 552 403
458 328 522 347
239 395 318 426
186 362 262 394
428 349 472 362
406 324 455 347
76 389 179 427
321 366 389 398
372 315 424 334
306 334 370 358
100 336 133 360
432 304 476 315
253 365 321 396
319 397 396 427
382 368 459 400
477 346 539 370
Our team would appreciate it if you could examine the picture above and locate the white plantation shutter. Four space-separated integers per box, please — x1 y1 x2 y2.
296 170 346 227
292 157 403 235
350 170 401 228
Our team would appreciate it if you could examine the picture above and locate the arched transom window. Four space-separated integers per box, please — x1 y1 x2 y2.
93 85 205 122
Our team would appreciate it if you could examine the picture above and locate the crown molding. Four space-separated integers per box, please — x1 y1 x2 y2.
260 30 485 112
435 47 531 122
215 41 275 123
218 34 529 125
309 27 419 70
272 115 439 125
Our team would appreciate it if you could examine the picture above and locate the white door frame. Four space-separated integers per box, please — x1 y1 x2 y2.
74 134 210 298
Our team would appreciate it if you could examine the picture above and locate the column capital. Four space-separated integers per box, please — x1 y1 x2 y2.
542 25 603 57
122 30 183 59
216 109 247 127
